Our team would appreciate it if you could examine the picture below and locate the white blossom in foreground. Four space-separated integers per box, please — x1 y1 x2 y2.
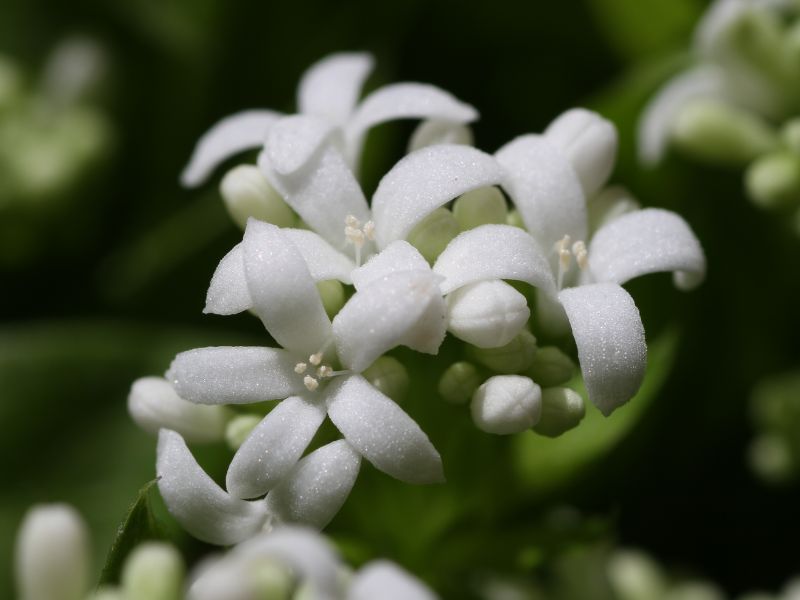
180 52 477 187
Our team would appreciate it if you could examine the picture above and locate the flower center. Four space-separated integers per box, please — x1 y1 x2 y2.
293 343 350 392
553 234 588 290
344 214 375 267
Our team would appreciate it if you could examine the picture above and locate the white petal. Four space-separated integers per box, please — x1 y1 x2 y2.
351 240 429 291
349 560 438 600
470 375 542 435
333 270 446 372
181 110 281 187
297 52 374 126
326 375 444 483
243 220 332 356
558 283 647 416
408 119 474 152
226 396 327 499
265 114 335 176
433 224 556 296
446 280 530 348
495 134 588 251
266 440 361 529
589 208 706 290
638 66 724 165
372 145 504 248
283 228 355 283
167 346 304 405
128 376 230 443
204 243 252 315
156 430 269 545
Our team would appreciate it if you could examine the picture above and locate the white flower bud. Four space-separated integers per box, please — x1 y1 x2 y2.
220 165 296 229
544 108 618 196
438 361 482 404
606 550 667 600
408 119 474 152
15 504 90 600
527 347 576 388
452 187 508 231
447 280 530 348
470 375 542 434
362 356 410 402
781 118 800 154
469 329 537 373
128 377 231 443
666 581 725 600
748 434 793 483
533 387 585 437
121 542 184 600
407 207 460 263
225 414 263 451
745 151 800 210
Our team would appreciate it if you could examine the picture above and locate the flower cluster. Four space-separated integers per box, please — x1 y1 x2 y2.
128 53 706 545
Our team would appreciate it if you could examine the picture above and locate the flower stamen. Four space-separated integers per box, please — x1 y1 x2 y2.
553 234 589 289
344 214 375 267
303 375 319 391
294 362 308 374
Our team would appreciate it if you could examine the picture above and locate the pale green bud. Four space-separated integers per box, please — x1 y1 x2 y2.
671 99 778 166
225 414 263 450
362 356 409 402
407 207 460 263
220 165 295 229
87 587 124 600
606 550 667 600
748 434 793 483
317 279 345 318
506 209 526 229
293 581 316 600
121 542 184 600
471 375 542 434
438 361 482 404
588 185 640 234
780 118 800 154
745 151 800 210
526 346 575 387
452 187 508 231
664 581 725 600
249 561 293 600
533 387 585 437
469 330 537 374
0 55 23 110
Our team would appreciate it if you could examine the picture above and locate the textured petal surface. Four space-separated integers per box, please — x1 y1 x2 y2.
433 224 556 296
266 440 361 529
496 134 587 250
167 346 304 405
204 243 252 315
446 280 530 348
351 240 430 291
181 110 281 187
283 229 355 283
156 430 268 545
333 270 446 372
297 52 374 126
326 375 444 483
349 560 438 600
243 220 332 356
265 114 335 176
226 396 327 499
589 208 706 290
559 283 647 416
372 145 504 248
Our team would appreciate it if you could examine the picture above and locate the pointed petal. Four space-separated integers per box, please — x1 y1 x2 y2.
167 346 304 405
349 561 438 600
558 283 646 416
156 430 268 545
326 375 443 483
351 240 429 291
496 134 588 250
298 52 374 125
266 440 361 529
589 208 706 290
265 114 335 176
333 270 446 372
181 110 281 187
433 224 556 296
372 145 504 248
226 396 327 499
283 229 355 283
243 220 332 356
204 243 252 315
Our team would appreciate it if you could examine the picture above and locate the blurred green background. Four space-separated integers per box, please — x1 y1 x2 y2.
2 0 799 597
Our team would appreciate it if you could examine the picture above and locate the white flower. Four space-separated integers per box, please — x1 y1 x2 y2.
180 52 477 187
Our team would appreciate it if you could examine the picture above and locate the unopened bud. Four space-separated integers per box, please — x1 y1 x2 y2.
317 279 345 318
588 185 640 234
745 151 800 210
447 280 530 348
438 361 482 404
533 387 585 437
220 165 296 229
225 414 263 450
469 329 537 373
249 561 293 600
408 119 474 152
607 550 667 600
121 542 184 600
471 375 542 434
363 356 410 402
407 207 460 263
452 187 508 231
526 347 575 387
666 581 725 600
87 587 124 600
748 434 794 483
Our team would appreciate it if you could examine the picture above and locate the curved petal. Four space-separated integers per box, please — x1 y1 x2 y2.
297 52 374 126
349 561 438 600
351 240 429 291
433 224 556 296
265 114 335 176
326 375 444 483
243 220 332 357
372 145 505 248
167 346 304 405
226 396 327 499
204 243 252 315
283 229 355 283
495 134 587 251
181 110 281 187
558 283 647 416
156 430 268 545
333 270 446 372
589 208 706 290
266 440 361 529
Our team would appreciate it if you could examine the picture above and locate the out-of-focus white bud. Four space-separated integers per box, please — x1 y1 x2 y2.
748 433 794 483
746 151 800 210
407 207 460 263
452 186 508 231
470 375 542 434
606 550 667 600
533 387 585 437
408 119 474 152
220 165 296 229
121 542 184 600
188 557 293 600
526 347 576 388
225 414 263 451
447 280 530 348
363 356 410 402
128 377 231 443
588 185 641 234
664 581 725 600
544 108 618 196
438 361 482 404
40 37 106 107
469 329 538 373
15 504 90 600
781 118 800 154
87 587 124 600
